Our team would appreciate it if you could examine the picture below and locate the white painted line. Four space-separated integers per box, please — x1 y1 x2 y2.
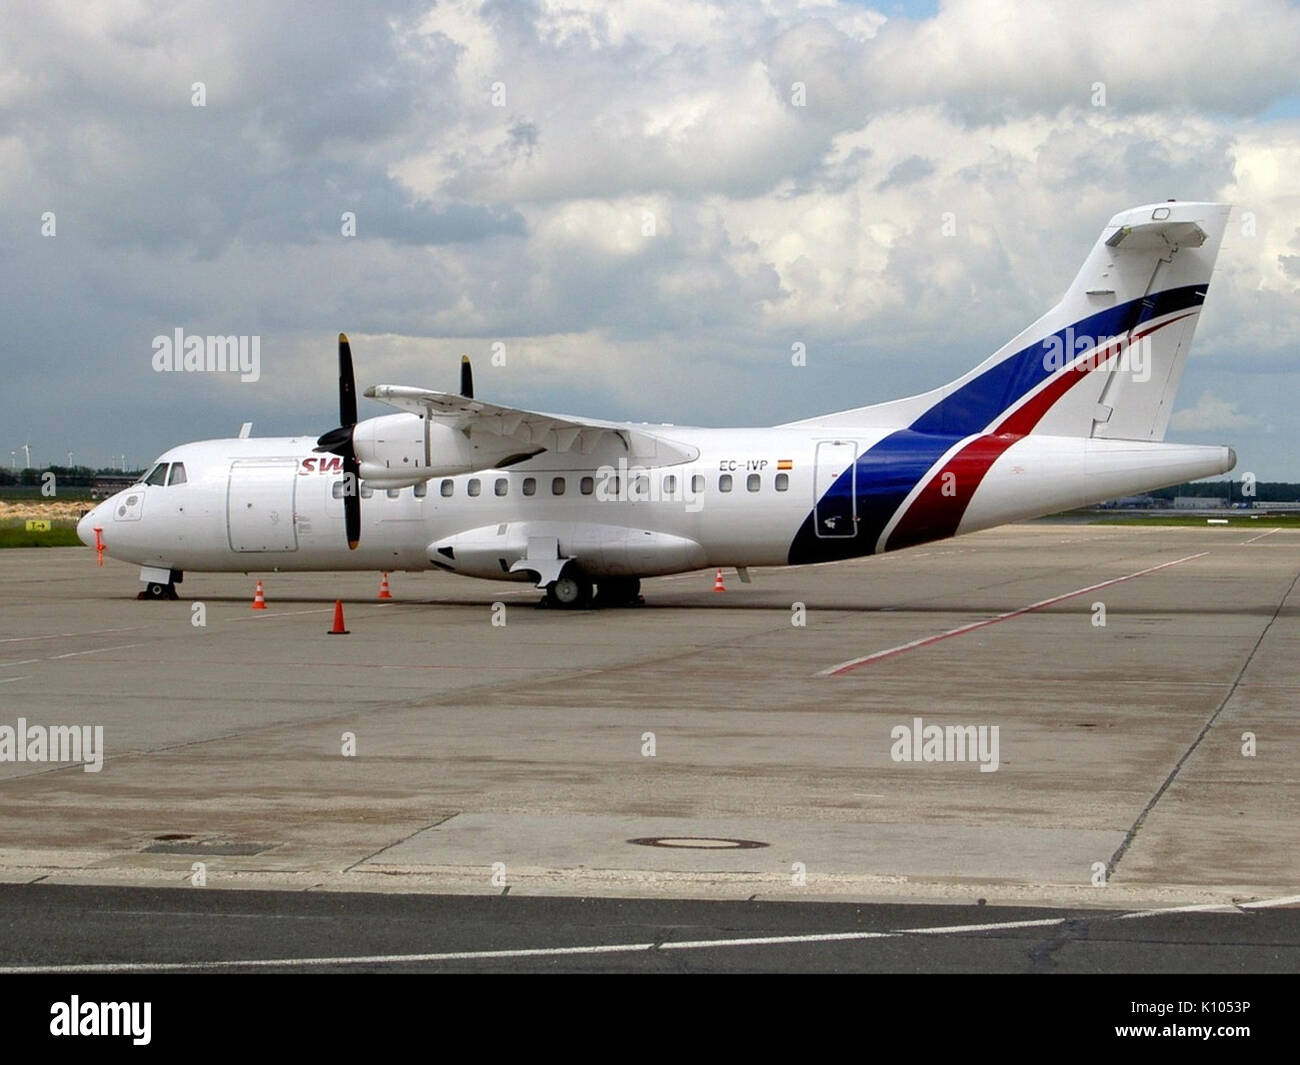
1110 893 1300 920
1241 528 1282 544
0 676 30 684
50 642 148 660
1113 902 1240 919
819 552 1210 676
0 941 662 973
227 607 336 622
1239 894 1300 910
0 624 156 645
660 930 897 950
901 917 1065 935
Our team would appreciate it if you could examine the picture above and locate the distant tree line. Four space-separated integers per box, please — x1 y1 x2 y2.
1148 481 1300 502
0 465 143 488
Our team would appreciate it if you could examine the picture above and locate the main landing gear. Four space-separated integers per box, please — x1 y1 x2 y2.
543 572 642 609
545 572 592 609
138 581 179 601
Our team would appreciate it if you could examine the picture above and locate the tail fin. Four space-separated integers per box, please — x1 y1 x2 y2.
789 201 1231 440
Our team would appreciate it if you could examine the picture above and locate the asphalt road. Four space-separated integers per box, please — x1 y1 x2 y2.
0 882 1295 973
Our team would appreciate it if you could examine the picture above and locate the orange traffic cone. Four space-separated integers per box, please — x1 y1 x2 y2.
713 568 726 592
251 579 268 610
328 599 349 635
378 572 392 599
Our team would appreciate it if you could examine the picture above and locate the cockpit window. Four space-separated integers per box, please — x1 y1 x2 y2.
167 463 187 486
144 463 169 486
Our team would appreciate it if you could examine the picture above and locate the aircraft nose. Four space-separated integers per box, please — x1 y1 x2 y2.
77 506 101 548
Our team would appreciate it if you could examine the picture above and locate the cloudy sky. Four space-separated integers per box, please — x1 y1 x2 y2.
3 0 1298 479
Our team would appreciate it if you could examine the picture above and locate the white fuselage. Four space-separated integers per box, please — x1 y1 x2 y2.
78 426 1234 585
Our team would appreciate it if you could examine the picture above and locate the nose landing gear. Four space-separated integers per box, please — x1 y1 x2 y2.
136 568 183 600
138 581 179 600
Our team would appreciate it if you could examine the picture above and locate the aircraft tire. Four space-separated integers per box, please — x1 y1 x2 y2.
546 573 592 609
140 581 178 601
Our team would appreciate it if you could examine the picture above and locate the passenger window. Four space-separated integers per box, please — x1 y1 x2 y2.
145 463 169 486
413 482 427 497
522 477 536 497
691 474 705 493
580 476 594 495
719 474 732 493
747 473 760 492
386 488 400 498
440 479 454 497
494 478 508 497
332 481 346 499
467 478 481 497
663 474 677 495
167 463 187 486
360 483 374 498
775 473 789 492
552 477 566 496
631 474 648 498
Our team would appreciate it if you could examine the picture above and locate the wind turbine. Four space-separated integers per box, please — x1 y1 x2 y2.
21 439 31 470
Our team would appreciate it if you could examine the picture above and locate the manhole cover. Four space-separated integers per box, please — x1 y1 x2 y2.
628 836 768 850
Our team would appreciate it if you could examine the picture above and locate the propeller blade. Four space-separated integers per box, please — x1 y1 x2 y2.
339 333 358 428
343 458 361 550
319 332 361 549
460 355 474 399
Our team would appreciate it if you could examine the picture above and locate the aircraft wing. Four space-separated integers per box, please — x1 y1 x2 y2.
363 385 698 463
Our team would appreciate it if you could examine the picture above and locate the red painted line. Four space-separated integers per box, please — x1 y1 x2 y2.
818 552 1209 676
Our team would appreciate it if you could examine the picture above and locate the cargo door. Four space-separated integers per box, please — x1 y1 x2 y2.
227 460 299 552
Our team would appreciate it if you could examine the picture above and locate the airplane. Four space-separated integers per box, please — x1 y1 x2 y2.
78 200 1236 609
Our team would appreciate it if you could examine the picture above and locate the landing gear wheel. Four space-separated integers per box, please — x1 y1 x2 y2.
139 582 178 601
546 572 593 609
594 576 642 607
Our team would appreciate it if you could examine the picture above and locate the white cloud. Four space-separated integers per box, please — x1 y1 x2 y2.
1171 391 1254 432
2 0 1299 476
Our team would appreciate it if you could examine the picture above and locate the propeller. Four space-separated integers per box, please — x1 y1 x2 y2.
314 333 362 550
315 338 477 551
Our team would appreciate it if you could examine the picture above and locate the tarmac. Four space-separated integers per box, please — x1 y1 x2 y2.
0 521 1296 916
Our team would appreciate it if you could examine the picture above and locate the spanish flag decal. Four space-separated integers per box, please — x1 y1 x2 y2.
777 459 793 470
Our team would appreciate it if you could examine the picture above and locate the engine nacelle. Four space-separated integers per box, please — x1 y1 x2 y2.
352 413 529 487
428 521 708 580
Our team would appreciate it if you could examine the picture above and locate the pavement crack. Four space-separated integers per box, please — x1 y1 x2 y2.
1107 567 1300 880
341 813 459 874
1027 916 1093 973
